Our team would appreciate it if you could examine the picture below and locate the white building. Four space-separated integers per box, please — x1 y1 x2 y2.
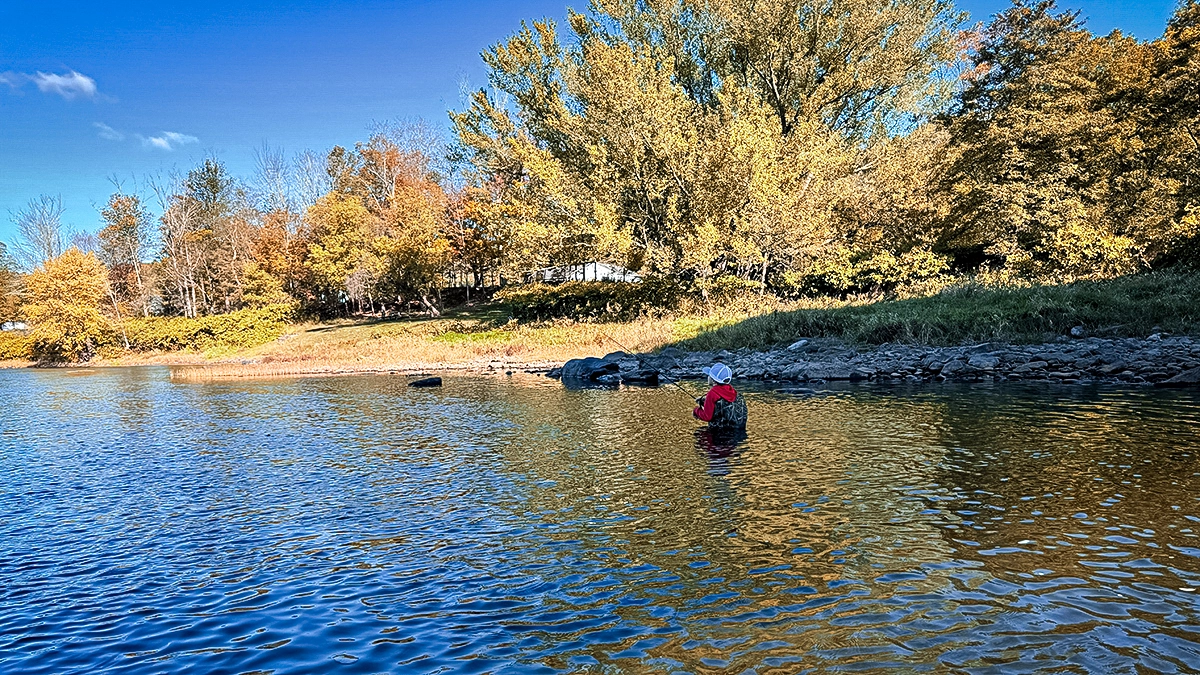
526 262 642 284
1 322 28 332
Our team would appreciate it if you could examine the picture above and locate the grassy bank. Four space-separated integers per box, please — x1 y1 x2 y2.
6 271 1198 376
679 271 1200 351
101 306 703 379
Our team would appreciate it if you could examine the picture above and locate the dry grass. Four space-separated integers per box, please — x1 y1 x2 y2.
160 309 703 380
92 291 929 381
71 270 1200 380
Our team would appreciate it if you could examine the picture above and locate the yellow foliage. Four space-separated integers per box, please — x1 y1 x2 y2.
0 332 30 361
121 303 296 352
304 193 375 293
240 263 292 308
22 248 111 362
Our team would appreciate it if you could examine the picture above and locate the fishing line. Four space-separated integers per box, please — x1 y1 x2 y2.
597 331 699 406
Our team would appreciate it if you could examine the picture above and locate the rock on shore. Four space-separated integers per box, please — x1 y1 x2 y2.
549 334 1200 388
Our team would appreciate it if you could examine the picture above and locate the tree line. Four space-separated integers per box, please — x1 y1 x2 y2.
2 0 1199 336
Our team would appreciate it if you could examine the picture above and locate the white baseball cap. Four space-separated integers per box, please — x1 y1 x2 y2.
702 363 733 384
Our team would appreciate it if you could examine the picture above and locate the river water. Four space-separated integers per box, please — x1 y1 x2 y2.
2 368 1199 674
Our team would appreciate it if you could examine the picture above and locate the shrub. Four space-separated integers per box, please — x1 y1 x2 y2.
779 248 951 298
0 332 31 361
495 280 683 322
702 275 765 301
120 303 298 352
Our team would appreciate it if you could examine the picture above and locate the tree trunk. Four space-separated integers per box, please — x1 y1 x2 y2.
108 286 131 350
420 294 441 317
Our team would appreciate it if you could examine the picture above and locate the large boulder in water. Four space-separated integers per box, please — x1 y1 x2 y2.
1156 366 1200 388
561 357 620 382
621 369 660 385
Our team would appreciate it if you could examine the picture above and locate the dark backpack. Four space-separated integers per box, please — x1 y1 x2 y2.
709 394 748 430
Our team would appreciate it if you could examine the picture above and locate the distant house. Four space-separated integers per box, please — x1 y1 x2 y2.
1 322 28 332
525 262 642 284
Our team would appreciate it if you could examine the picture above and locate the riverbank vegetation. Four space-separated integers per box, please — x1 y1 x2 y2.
680 270 1200 350
3 0 1200 364
37 270 1199 378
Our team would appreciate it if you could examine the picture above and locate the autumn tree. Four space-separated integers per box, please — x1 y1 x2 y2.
248 144 313 303
452 0 963 291
939 0 1198 279
22 248 110 362
303 192 376 313
310 126 457 315
447 187 506 290
373 180 454 315
98 192 154 315
1146 0 1200 263
155 160 257 316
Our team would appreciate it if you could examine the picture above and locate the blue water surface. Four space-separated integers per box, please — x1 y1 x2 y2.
2 368 1199 673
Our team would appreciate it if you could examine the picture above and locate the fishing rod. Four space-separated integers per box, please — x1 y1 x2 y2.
598 331 699 406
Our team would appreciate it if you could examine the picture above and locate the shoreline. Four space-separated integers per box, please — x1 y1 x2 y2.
6 332 1200 389
614 333 1200 389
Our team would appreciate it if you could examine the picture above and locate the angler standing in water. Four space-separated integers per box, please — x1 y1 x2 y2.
693 363 748 430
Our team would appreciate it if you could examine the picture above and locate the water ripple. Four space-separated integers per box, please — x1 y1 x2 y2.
1 370 1198 673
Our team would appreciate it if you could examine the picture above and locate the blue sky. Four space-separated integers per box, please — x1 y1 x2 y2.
0 0 1181 245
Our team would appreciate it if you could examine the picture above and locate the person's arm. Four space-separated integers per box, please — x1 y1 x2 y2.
694 388 720 421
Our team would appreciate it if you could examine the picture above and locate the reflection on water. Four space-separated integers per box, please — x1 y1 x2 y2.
1 368 1199 673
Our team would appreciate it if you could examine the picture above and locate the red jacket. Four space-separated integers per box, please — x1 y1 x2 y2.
694 384 737 421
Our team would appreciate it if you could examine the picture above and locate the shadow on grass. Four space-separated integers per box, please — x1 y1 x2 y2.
672 271 1200 352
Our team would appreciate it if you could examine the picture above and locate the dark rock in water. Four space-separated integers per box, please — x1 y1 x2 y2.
621 369 660 385
602 351 628 362
561 357 621 382
546 367 563 379
595 373 623 386
1156 366 1200 388
409 376 443 388
777 387 818 396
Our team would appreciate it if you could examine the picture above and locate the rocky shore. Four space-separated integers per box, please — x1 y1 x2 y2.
550 332 1200 388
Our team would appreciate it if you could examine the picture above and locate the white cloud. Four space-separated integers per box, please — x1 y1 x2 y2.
141 131 199 151
94 122 124 141
30 71 97 99
0 69 99 99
